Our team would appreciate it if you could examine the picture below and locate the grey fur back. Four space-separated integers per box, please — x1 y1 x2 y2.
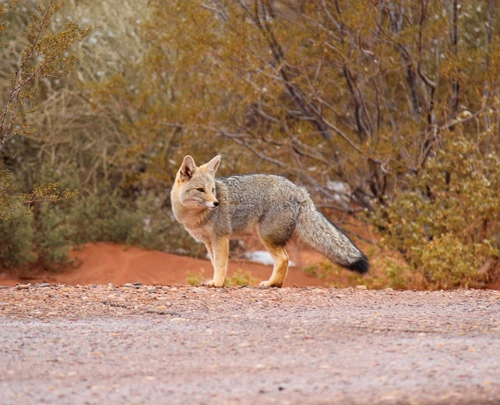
215 174 307 241
216 174 368 273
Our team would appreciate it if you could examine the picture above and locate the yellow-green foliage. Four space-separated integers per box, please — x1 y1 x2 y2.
225 269 257 287
0 206 35 268
374 130 500 289
0 1 88 220
186 269 206 286
186 269 257 287
303 261 368 288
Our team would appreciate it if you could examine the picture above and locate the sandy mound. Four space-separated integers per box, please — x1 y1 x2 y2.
0 242 329 287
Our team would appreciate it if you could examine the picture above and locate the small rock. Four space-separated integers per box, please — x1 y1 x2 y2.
356 285 367 290
15 284 30 290
37 283 51 288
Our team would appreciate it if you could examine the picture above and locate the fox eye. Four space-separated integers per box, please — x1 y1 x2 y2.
196 188 205 193
212 188 215 193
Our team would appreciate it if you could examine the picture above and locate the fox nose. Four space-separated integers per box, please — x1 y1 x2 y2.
213 201 219 207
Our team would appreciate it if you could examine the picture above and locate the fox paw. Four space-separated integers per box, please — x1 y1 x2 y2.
203 280 224 288
259 280 283 288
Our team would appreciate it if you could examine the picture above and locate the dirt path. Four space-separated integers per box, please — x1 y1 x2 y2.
1 284 500 405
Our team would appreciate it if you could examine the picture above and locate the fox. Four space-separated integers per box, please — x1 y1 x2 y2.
171 155 369 288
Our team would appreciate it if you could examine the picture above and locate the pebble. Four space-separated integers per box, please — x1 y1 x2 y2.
15 284 30 290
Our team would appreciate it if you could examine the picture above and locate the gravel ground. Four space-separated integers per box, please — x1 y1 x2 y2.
1 284 500 405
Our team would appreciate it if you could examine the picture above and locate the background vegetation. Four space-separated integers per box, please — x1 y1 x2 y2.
1 0 499 289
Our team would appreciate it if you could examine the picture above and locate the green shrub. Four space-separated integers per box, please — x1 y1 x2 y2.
225 269 257 287
186 269 206 286
373 130 500 289
186 269 257 287
67 187 134 245
33 202 73 271
0 208 35 269
303 262 335 280
0 177 202 273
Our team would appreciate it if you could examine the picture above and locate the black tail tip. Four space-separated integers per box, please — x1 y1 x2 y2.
346 255 369 274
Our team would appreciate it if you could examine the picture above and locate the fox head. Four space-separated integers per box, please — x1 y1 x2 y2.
173 155 221 210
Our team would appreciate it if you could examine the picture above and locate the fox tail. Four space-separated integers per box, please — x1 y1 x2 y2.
296 205 369 274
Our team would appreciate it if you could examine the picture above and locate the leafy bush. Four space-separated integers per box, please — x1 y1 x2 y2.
225 269 257 287
373 130 500 289
32 203 72 271
64 185 196 254
186 269 206 286
67 186 137 245
186 269 257 287
0 207 35 269
0 178 194 272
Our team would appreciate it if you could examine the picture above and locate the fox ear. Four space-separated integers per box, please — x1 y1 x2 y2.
179 155 197 180
206 155 221 175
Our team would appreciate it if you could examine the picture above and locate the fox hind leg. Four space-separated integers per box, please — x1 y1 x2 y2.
259 240 289 288
258 216 296 288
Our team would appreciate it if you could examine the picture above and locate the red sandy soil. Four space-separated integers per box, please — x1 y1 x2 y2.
3 242 498 290
0 242 330 288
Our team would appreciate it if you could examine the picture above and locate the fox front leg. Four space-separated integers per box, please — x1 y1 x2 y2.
203 237 229 287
